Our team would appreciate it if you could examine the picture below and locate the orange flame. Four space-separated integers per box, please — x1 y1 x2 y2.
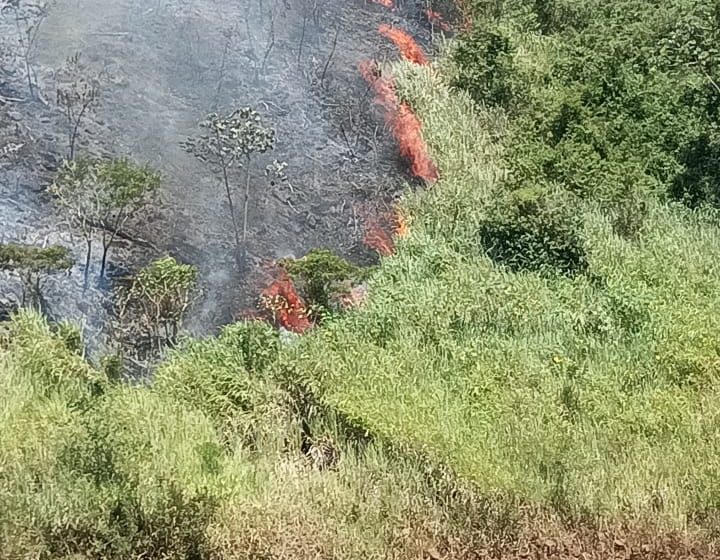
425 9 452 32
361 208 409 255
394 210 409 237
259 269 312 333
371 0 394 7
378 25 429 65
363 221 396 256
360 61 439 182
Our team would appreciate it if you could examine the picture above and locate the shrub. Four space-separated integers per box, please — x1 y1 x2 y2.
452 26 518 109
670 133 720 207
478 186 587 277
282 249 365 317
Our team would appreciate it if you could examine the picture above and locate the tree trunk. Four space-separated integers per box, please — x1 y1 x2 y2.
242 160 252 261
83 237 93 291
100 226 118 282
222 164 241 259
69 103 89 160
20 272 41 312
100 243 110 282
222 163 241 266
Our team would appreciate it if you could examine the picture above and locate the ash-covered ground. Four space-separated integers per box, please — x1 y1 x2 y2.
0 0 437 346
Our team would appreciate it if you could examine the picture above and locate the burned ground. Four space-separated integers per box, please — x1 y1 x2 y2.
0 0 436 342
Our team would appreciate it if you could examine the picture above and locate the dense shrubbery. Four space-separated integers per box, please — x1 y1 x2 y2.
281 249 365 317
478 186 587 276
454 0 720 212
451 27 518 109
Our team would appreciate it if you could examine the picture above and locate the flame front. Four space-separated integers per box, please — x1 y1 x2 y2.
259 270 312 333
394 210 409 237
360 60 439 183
378 24 429 65
363 221 396 256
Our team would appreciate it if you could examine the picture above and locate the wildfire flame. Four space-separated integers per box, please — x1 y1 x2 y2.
425 9 452 32
360 60 439 182
394 210 409 237
361 208 409 255
370 0 394 8
259 269 312 333
378 24 429 65
363 221 395 256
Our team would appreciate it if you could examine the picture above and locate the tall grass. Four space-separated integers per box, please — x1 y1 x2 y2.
286 62 720 527
0 313 513 558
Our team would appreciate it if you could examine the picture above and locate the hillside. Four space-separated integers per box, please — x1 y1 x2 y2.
3 0 720 558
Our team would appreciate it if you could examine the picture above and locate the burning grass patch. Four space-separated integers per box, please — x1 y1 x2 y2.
360 60 439 183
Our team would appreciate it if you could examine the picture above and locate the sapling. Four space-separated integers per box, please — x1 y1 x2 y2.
55 52 100 160
182 107 277 265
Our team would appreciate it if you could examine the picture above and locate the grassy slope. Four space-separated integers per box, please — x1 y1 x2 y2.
3 4 720 557
289 60 720 525
0 315 498 559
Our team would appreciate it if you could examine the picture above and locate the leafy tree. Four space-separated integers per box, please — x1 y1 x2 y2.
94 158 161 279
182 107 277 264
49 158 99 288
116 256 198 354
50 157 160 286
0 242 72 310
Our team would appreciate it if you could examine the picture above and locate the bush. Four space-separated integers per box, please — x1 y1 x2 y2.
671 133 720 207
282 249 365 317
478 186 587 277
452 26 518 109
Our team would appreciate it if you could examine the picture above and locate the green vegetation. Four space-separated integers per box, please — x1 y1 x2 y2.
4 0 720 556
281 248 367 318
290 57 720 525
0 313 503 559
50 157 160 284
115 256 199 355
0 242 72 310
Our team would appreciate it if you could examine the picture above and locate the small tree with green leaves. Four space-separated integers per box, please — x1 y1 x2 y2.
116 256 198 354
50 158 99 288
50 157 160 287
95 158 161 279
0 242 72 311
182 107 277 264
